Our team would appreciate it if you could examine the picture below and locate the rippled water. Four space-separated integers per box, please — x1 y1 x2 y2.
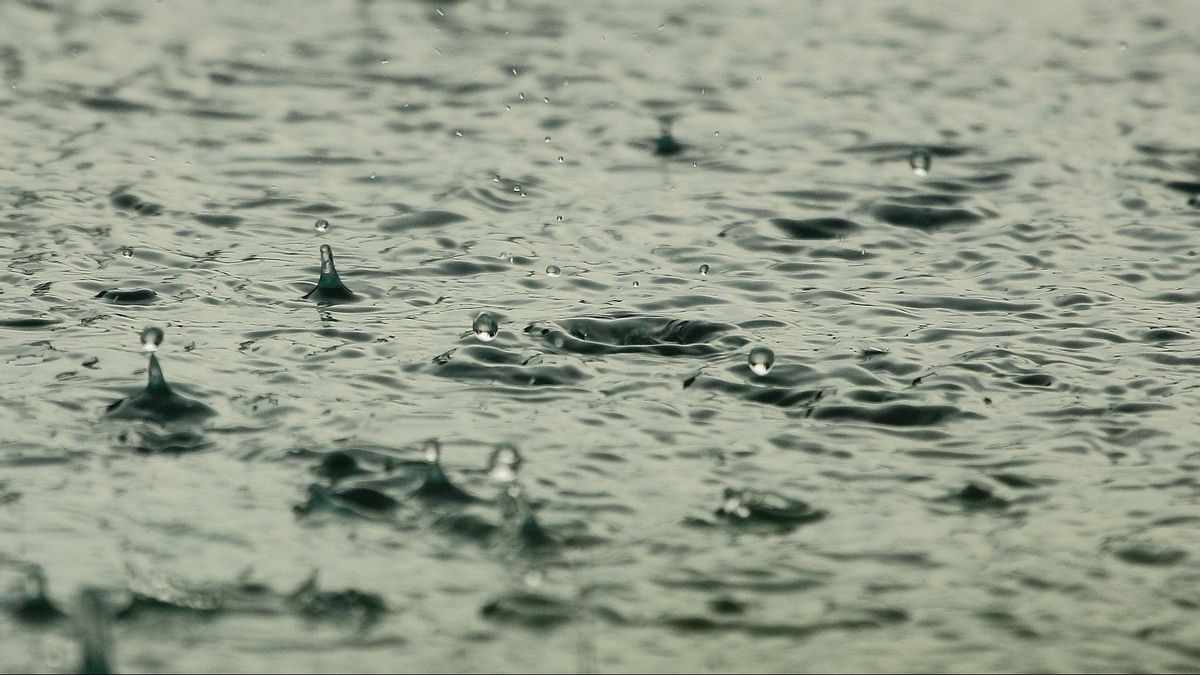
3 1 1200 672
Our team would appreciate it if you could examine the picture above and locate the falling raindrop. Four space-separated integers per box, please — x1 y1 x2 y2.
119 247 134 258
699 264 710 276
544 136 551 143
545 265 561 277
314 219 329 233
909 148 932 176
748 347 775 376
473 312 499 342
557 156 564 163
139 326 164 353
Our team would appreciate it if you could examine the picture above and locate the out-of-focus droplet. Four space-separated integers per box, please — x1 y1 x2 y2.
909 148 932 176
545 265 561 277
119 247 134 258
543 97 550 104
140 326 164 353
544 136 551 143
519 92 525 100
699 264 710 276
455 130 463 137
632 280 640 288
423 439 441 463
1119 41 1128 50
473 312 499 342
487 444 522 483
314 219 329 233
556 215 563 221
748 347 775 376
557 156 564 163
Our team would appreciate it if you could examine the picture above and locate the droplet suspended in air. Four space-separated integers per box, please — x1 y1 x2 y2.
473 312 499 342
557 156 564 163
909 148 932 176
119 247 134 258
748 346 775 376
314 219 329 233
544 136 551 143
555 215 563 221
139 326 164 353
423 439 441 464
487 444 523 483
699 264 710 276
545 265 561 277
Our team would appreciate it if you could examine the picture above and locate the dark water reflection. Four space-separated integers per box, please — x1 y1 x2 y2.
2 0 1200 672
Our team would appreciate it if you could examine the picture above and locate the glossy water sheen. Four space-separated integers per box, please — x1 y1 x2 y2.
2 1 1200 672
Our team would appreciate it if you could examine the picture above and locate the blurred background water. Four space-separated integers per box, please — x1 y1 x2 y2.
2 0 1200 672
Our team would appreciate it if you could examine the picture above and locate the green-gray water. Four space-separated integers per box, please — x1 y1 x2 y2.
3 1 1200 672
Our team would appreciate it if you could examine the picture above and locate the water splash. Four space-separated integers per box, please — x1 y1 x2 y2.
412 440 478 503
302 244 356 304
105 329 214 425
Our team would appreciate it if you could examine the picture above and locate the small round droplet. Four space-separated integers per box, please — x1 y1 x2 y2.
555 215 563 221
545 265 561 277
314 219 329 233
544 136 551 143
909 148 932 176
487 445 523 483
632 280 640 288
748 347 775 376
699 264 709 276
119 247 134 258
557 156 564 163
473 312 499 342
423 439 441 463
139 326 164 353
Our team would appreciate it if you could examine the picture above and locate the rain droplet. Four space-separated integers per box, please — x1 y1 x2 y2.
140 326 164 353
487 445 522 483
557 156 564 163
748 347 775 376
119 247 134 258
545 265 561 277
511 67 518 75
473 312 499 342
1119 41 1128 50
314 219 329 233
455 130 463 137
423 439 441 463
519 92 525 100
542 97 550 104
714 131 719 136
909 148 932 176
699 264 710 276
544 136 551 143
632 280 640 288
555 215 563 221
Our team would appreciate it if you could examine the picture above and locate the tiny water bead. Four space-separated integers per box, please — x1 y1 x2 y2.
119 247 134 258
487 445 523 483
748 347 775 376
423 439 441 464
909 148 932 176
699 264 709 276
314 219 329 233
545 265 561 277
473 312 499 342
139 326 164 353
